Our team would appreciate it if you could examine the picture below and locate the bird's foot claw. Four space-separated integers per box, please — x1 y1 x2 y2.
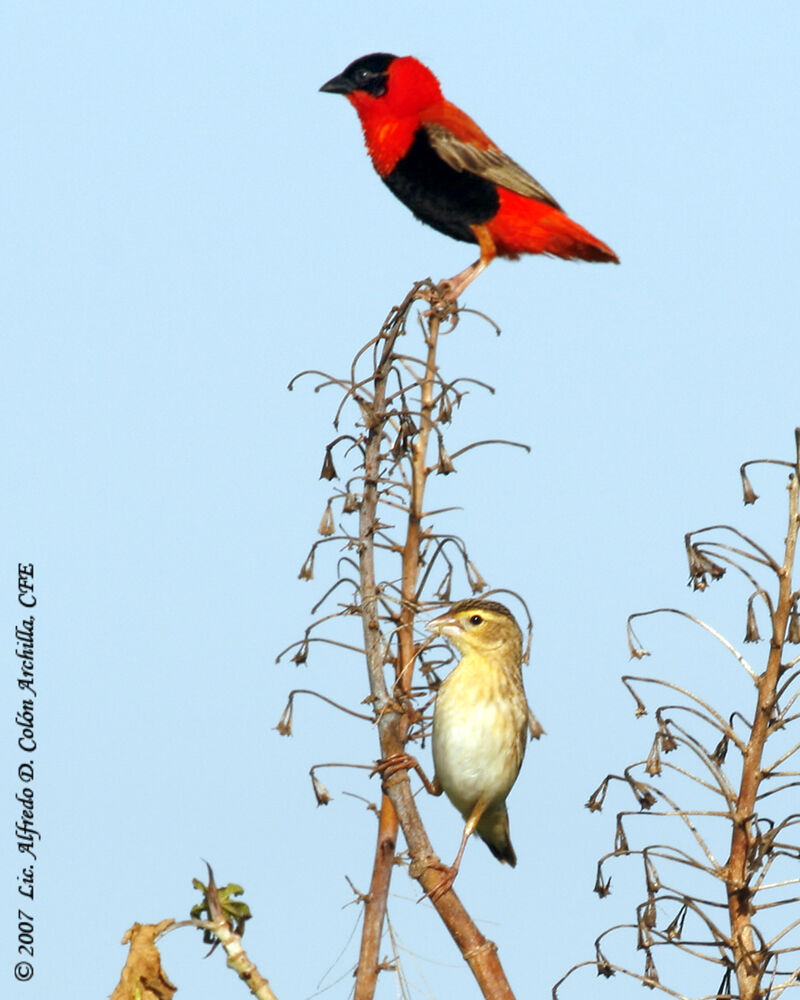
371 752 420 783
434 279 459 304
418 863 457 903
418 284 459 322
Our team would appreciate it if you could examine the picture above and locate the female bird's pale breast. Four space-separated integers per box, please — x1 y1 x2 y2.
432 653 527 818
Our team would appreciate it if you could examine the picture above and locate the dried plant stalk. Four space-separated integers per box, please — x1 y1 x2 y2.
355 291 515 999
557 430 800 1000
283 283 530 999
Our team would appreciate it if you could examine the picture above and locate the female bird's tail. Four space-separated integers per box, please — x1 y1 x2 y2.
477 805 517 866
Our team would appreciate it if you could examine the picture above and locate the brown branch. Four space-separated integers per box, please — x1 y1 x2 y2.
566 435 800 1000
726 465 799 1000
353 286 517 1000
353 288 413 1000
354 794 400 1000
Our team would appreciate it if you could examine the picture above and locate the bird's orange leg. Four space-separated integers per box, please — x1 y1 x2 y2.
438 225 497 303
371 752 442 796
425 797 488 902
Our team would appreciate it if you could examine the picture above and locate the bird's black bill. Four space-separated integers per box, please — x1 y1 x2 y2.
319 54 395 97
319 72 352 95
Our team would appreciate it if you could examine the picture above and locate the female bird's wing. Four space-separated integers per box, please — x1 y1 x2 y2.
423 116 562 210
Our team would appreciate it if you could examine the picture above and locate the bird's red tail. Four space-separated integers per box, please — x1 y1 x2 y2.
489 188 619 264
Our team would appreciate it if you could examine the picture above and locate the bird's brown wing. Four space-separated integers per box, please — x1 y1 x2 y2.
424 121 562 210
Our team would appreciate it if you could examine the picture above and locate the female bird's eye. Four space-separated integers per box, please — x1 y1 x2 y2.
469 614 483 626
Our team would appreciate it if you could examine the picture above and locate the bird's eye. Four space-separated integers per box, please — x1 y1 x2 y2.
469 614 483 626
348 63 388 97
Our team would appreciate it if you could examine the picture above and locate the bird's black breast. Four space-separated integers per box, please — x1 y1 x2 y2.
382 128 499 244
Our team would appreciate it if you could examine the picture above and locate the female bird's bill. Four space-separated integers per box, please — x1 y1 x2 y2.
321 54 618 301
427 598 522 648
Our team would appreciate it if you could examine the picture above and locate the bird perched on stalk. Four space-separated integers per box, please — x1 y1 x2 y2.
320 53 618 301
427 598 530 892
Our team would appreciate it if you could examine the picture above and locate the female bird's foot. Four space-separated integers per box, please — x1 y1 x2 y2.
371 753 441 795
420 862 459 903
371 751 420 782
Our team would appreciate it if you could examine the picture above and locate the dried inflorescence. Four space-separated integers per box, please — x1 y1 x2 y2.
558 430 800 1000
279 283 535 1000
279 283 531 739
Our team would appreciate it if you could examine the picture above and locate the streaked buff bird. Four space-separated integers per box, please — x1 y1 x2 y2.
428 598 530 892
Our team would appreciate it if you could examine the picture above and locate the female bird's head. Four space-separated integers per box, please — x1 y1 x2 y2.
427 599 523 658
320 53 443 119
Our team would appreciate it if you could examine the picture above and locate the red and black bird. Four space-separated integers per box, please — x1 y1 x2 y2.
321 53 619 300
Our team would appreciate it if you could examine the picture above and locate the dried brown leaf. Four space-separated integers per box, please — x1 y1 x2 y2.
111 920 176 1000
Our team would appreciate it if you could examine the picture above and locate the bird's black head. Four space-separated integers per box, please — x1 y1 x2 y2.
320 53 396 98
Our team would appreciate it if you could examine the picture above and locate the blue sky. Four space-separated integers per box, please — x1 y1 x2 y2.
3 3 799 998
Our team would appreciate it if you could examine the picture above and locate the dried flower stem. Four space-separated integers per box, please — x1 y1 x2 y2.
353 288 516 1000
558 433 800 1000
728 467 799 1000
